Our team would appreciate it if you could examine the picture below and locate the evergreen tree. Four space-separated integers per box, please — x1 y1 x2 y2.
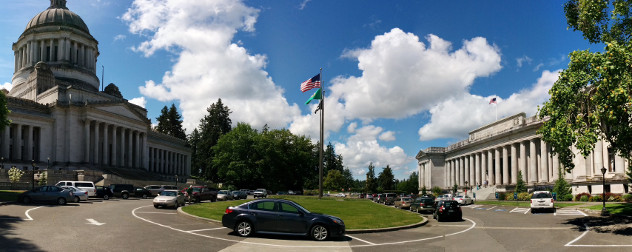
421 185 427 196
515 171 527 193
167 104 187 139
198 98 232 181
0 91 10 132
155 106 170 134
187 129 201 177
365 162 377 193
553 168 572 201
377 165 395 190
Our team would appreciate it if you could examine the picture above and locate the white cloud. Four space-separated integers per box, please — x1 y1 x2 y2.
123 0 300 132
299 0 311 10
516 56 532 68
334 124 413 177
114 34 126 41
128 97 146 108
1 82 12 91
379 131 396 141
418 70 560 141
330 28 502 121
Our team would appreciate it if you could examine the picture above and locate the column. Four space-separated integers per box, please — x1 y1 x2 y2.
480 152 486 186
15 124 22 160
615 155 625 174
510 143 518 184
529 139 537 184
2 125 10 159
502 145 509 185
135 132 141 168
552 153 560 181
520 141 527 182
49 40 54 61
493 148 500 185
120 128 126 167
487 150 494 185
94 122 100 165
444 160 449 188
464 155 470 186
103 124 109 166
128 130 133 167
112 126 117 167
540 139 549 183
40 40 45 62
25 125 32 161
84 120 90 162
593 139 604 174
469 154 474 187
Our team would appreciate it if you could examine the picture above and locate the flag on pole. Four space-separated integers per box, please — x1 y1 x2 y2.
489 97 497 104
300 73 321 92
305 88 322 104
314 100 322 114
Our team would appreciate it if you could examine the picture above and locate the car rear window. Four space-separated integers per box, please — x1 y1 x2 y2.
75 182 94 188
532 192 552 199
443 201 457 207
251 201 275 211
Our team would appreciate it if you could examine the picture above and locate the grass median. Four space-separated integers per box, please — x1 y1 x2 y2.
181 195 422 230
0 190 24 202
584 203 632 215
476 200 583 208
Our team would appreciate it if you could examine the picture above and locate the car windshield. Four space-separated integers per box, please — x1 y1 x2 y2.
219 190 229 194
532 193 552 199
160 191 177 197
192 188 201 192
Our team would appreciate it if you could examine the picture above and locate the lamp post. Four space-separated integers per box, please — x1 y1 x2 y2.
31 160 36 190
465 181 469 196
175 174 178 188
600 167 609 216
47 157 50 170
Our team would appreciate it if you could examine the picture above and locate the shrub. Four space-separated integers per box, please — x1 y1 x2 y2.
518 192 531 201
575 192 591 201
505 193 514 201
559 194 574 201
497 192 506 201
623 194 632 203
590 195 602 202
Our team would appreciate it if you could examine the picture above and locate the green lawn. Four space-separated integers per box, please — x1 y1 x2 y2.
584 203 632 215
476 200 583 208
181 195 422 229
0 190 25 202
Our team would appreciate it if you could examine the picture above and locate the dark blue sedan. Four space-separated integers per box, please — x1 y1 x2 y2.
222 199 345 241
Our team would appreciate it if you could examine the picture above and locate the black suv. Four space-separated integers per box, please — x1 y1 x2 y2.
383 193 398 205
433 200 462 221
109 184 152 199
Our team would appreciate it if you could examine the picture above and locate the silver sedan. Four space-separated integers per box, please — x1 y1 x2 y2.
153 190 185 209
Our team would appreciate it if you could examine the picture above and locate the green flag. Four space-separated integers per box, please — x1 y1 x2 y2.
305 88 322 104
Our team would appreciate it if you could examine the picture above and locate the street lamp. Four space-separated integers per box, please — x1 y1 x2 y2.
175 174 178 188
465 181 469 196
47 157 50 170
600 167 609 216
31 160 36 190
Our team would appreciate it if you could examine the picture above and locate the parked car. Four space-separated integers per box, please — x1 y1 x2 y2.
366 194 374 200
434 195 445 202
394 197 413 209
454 195 474 205
61 186 88 202
153 190 185 209
217 190 234 201
222 199 346 240
18 186 74 205
145 185 178 196
433 200 462 221
133 187 153 199
410 197 436 213
276 191 288 195
232 190 247 200
335 193 346 198
109 184 148 199
254 188 267 198
530 191 555 213
187 186 218 202
383 193 398 205
95 186 113 200
55 181 96 197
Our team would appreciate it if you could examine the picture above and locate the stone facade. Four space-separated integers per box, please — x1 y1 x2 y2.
0 0 191 185
417 113 631 196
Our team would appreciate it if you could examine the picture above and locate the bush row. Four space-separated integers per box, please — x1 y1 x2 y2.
575 192 629 202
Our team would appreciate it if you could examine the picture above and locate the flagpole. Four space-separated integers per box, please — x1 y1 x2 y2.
318 68 324 199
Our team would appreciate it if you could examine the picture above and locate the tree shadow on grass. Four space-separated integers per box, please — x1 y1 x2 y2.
564 215 632 236
0 215 45 251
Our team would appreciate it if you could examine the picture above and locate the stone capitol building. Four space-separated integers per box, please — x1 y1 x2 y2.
0 0 191 186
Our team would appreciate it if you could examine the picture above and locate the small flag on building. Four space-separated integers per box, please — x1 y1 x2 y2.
305 88 322 105
300 73 321 92
489 97 497 104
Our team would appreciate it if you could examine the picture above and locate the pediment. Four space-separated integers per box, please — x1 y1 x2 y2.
92 103 148 123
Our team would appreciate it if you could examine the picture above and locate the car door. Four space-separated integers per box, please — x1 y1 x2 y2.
276 202 308 234
250 201 279 232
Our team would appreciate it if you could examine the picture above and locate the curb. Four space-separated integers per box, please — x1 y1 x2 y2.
176 204 428 233
0 201 14 206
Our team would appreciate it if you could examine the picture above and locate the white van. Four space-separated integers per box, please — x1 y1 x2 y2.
55 181 96 197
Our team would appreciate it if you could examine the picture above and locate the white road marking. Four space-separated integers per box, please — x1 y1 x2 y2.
555 209 587 216
510 207 529 214
485 206 496 211
186 227 227 233
24 206 42 221
86 218 105 226
136 212 177 214
346 235 376 245
131 205 477 248
565 223 632 247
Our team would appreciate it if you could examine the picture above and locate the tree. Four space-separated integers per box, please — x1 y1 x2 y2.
103 83 123 99
421 186 427 196
365 162 377 193
8 167 24 189
377 165 395 191
515 171 527 193
213 123 258 189
155 106 170 134
198 98 232 181
324 170 344 190
167 104 187 139
38 171 47 186
538 1 632 177
0 91 11 131
341 168 354 190
188 129 201 177
553 168 573 201
452 184 458 194
432 186 442 196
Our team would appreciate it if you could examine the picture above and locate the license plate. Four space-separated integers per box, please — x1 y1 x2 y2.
448 210 454 213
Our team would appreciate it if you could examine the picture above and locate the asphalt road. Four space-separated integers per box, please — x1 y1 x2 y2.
1 199 630 251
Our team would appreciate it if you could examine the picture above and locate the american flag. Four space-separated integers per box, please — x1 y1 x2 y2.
300 73 321 92
489 97 497 104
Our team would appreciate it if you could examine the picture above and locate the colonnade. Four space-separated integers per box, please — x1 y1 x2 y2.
14 37 97 73
0 123 41 163
149 147 188 176
84 119 145 169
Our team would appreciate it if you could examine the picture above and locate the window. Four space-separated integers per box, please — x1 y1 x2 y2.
279 203 299 214
252 201 275 211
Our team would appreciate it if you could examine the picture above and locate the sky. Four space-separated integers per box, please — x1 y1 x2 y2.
0 0 601 180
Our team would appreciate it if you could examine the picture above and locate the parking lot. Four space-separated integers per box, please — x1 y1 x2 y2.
1 198 631 251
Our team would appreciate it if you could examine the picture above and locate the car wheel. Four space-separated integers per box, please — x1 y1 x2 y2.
174 201 179 209
142 194 148 199
57 197 67 205
122 193 129 199
103 194 110 200
74 196 80 203
23 196 32 204
311 224 329 241
235 221 253 237
154 205 159 208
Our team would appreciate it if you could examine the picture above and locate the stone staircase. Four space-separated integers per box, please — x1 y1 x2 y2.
466 185 498 200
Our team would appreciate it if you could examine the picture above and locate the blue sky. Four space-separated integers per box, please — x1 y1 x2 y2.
0 0 599 180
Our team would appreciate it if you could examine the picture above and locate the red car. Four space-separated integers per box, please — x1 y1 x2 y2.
184 186 218 202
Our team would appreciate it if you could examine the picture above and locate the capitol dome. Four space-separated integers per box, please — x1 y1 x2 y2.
25 0 90 35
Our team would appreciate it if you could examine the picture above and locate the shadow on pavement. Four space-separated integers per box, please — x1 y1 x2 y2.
0 215 45 251
564 215 632 236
